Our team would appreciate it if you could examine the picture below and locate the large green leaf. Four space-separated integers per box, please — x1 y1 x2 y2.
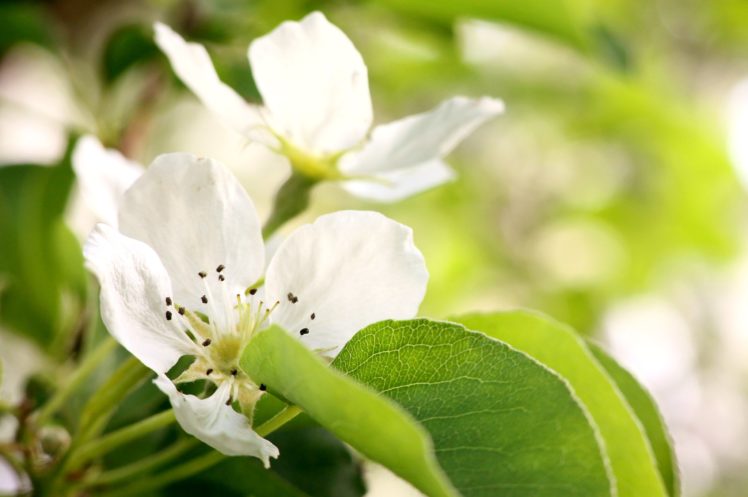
455 311 669 497
587 342 679 496
333 319 613 497
240 325 458 497
0 146 86 352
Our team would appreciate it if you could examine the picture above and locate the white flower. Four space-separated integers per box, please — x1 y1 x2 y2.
154 12 504 201
83 153 428 465
67 135 144 240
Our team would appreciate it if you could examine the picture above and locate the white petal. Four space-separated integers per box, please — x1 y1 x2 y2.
118 153 265 329
154 23 275 146
154 375 279 465
72 135 143 228
84 224 195 373
340 96 504 175
265 211 428 357
341 160 456 202
248 12 372 153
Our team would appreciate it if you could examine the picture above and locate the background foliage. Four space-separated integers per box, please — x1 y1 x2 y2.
1 0 747 496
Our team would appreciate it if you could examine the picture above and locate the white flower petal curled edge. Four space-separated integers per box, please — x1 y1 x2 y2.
84 153 428 465
154 12 504 201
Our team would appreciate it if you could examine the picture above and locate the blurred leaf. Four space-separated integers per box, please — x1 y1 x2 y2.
587 341 680 497
165 456 311 497
102 24 159 83
240 325 458 497
333 319 613 497
269 426 366 497
0 143 86 353
455 311 668 497
0 3 53 56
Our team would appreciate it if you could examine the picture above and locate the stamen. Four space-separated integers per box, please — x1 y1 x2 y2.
225 397 232 406
216 264 225 273
287 292 298 304
259 384 267 391
206 368 213 375
165 296 172 306
311 312 316 320
178 306 185 315
299 328 310 336
230 369 238 376
201 295 208 304
246 288 257 296
165 311 173 321
202 338 212 347
198 271 207 278
218 274 225 282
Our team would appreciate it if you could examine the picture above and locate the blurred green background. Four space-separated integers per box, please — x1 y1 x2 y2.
1 0 747 496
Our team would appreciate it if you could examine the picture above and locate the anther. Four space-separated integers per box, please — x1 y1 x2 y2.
178 306 185 315
206 368 213 375
311 313 316 320
287 292 298 304
198 271 207 278
230 369 238 376
216 264 225 273
202 338 212 347
300 328 310 336
248 288 257 296
165 296 172 306
259 384 267 391
218 274 225 282
201 295 208 304
165 311 172 320
225 397 232 406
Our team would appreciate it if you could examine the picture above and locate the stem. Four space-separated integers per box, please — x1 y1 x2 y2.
96 404 302 497
263 173 318 239
46 358 151 493
77 357 151 442
67 410 176 470
81 438 197 487
255 405 302 437
33 338 118 427
97 451 224 497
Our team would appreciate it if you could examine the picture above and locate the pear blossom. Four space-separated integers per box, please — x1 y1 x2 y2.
67 135 144 240
154 12 504 202
84 153 428 465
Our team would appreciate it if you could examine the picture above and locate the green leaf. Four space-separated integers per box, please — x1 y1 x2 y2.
102 24 159 83
240 325 457 497
333 319 612 497
0 3 54 56
0 143 86 352
455 311 669 497
587 342 679 496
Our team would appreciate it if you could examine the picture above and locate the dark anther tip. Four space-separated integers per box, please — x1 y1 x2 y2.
198 271 207 278
218 274 225 282
202 338 212 347
178 306 185 315
299 328 310 336
165 296 172 306
230 369 238 376
216 264 225 273
165 311 173 320
259 384 267 391
201 295 208 304
311 313 316 320
206 368 213 375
